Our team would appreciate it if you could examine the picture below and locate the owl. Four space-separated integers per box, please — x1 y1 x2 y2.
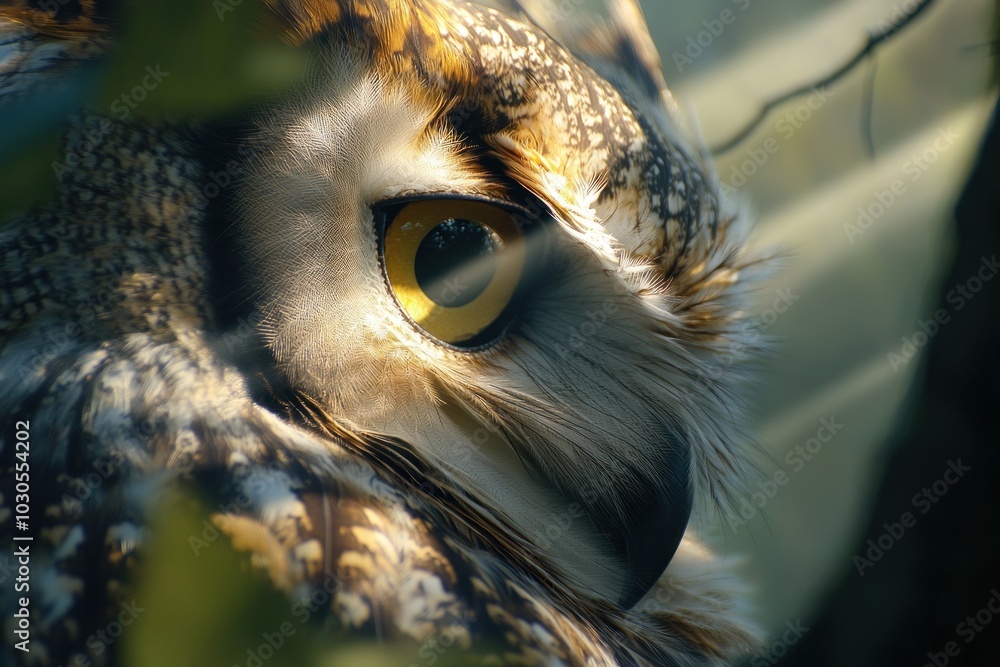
0 0 764 665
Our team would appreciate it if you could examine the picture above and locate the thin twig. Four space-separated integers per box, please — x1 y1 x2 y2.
861 54 879 159
710 0 938 155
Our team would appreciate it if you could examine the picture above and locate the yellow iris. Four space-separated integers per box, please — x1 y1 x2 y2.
383 199 526 346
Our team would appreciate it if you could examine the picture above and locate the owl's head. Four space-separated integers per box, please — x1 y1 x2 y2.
230 0 759 609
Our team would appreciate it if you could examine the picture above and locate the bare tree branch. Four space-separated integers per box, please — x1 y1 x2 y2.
710 0 938 155
861 55 879 158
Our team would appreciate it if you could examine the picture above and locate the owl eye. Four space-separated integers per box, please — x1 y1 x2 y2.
380 199 528 347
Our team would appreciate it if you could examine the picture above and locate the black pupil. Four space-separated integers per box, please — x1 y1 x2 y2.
414 219 502 308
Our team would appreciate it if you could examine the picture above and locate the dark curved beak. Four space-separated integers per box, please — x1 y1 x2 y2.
599 441 693 609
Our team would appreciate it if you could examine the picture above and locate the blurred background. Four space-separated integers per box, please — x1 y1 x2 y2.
632 0 1000 664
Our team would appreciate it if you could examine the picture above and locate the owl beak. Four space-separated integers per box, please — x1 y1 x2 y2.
603 445 693 609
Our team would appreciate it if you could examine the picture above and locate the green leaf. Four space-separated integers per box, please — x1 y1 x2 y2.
101 0 307 120
0 65 102 215
123 498 318 667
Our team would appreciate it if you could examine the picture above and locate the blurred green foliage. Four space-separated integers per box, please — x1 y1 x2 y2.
0 0 306 214
125 495 484 667
124 497 320 667
101 0 306 117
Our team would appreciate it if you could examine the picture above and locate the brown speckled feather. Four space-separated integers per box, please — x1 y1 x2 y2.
1 1 761 665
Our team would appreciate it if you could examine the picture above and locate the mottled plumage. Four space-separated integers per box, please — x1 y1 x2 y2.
1 1 763 665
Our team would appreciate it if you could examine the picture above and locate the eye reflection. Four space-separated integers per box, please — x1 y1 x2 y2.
414 219 504 308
